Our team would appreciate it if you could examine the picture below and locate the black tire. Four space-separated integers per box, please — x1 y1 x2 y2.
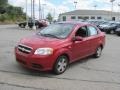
53 55 69 75
93 46 102 58
20 24 25 28
116 33 120 36
117 34 120 36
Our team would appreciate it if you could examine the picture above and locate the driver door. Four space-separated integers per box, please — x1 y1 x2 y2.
71 25 91 62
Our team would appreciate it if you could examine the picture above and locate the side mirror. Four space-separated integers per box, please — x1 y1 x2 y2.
72 36 83 41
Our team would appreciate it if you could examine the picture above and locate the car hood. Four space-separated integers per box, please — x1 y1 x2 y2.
19 35 66 49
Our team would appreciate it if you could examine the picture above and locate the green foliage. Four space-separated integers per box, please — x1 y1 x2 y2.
0 14 6 22
0 0 26 23
46 13 53 23
0 0 8 7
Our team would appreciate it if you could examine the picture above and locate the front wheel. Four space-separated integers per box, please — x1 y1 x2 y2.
93 46 102 58
53 55 69 75
20 24 25 28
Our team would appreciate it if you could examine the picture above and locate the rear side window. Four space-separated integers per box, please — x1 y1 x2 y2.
87 26 98 36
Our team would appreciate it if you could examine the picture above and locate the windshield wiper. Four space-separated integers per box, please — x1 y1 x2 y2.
41 33 60 39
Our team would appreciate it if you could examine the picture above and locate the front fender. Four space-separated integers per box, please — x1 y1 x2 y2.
53 47 72 63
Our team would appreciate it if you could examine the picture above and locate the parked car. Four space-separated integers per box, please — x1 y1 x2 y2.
18 21 26 28
18 19 48 28
105 22 120 34
15 22 105 74
115 28 120 36
98 22 112 32
38 19 49 28
87 20 108 27
98 22 120 34
87 20 99 26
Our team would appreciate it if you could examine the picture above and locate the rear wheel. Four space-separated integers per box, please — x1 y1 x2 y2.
94 46 102 58
53 55 69 75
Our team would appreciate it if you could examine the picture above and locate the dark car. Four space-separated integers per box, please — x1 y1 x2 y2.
87 20 108 27
15 21 105 74
98 22 120 34
18 21 26 28
18 20 48 28
115 28 120 36
87 20 100 27
105 22 120 34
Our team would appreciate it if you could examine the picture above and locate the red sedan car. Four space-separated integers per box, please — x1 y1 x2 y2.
15 22 105 74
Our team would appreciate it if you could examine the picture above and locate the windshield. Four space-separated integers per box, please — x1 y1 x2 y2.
37 23 74 39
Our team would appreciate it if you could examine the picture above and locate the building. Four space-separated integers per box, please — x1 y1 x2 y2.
59 10 120 21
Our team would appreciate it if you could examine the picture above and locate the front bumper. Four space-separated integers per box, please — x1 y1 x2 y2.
15 48 56 71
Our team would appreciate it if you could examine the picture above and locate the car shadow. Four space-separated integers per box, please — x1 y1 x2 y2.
68 56 95 69
15 55 95 77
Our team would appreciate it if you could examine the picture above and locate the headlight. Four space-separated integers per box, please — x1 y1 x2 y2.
34 48 53 55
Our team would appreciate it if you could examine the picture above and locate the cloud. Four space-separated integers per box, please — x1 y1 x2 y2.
62 0 120 11
8 0 120 20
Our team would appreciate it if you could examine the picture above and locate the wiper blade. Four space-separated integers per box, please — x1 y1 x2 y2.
41 34 60 39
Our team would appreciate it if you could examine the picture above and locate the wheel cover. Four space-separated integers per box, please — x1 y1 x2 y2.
96 47 102 57
57 57 67 73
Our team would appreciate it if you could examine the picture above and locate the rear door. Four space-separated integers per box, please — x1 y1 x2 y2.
87 25 101 54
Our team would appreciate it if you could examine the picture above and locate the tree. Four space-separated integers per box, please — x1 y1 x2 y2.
0 0 8 14
0 0 8 7
0 0 26 23
0 15 6 22
46 13 53 23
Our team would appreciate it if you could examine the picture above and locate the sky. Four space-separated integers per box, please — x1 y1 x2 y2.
8 0 120 19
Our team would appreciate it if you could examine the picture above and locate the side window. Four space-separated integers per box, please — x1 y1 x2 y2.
87 26 98 36
75 26 88 37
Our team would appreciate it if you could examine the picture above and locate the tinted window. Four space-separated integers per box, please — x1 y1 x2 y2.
75 26 88 37
78 16 83 19
71 16 76 19
87 26 98 36
84 17 89 20
91 16 95 19
97 17 102 20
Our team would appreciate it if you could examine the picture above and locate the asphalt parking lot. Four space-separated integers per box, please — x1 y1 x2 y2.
0 25 120 90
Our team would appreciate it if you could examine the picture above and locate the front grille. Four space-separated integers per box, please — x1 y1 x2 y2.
18 44 32 54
